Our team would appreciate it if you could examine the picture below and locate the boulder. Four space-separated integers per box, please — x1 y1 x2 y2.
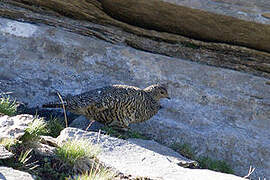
0 166 35 180
57 127 244 180
0 114 35 139
0 17 269 178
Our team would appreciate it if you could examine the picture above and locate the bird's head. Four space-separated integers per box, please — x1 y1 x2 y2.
144 84 170 101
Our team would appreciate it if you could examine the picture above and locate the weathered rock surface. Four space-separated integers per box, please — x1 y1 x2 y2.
0 114 34 139
163 0 270 24
0 145 13 159
57 128 244 180
34 136 58 157
0 17 269 178
0 166 35 180
1 1 270 78
102 0 270 53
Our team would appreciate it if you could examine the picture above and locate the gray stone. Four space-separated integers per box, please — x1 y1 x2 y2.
35 136 58 157
0 17 269 178
34 143 56 158
162 0 270 24
0 145 13 159
57 128 244 180
39 135 58 147
0 166 35 180
0 114 34 140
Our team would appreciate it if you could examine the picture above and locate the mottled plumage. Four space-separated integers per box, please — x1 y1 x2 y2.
42 84 170 130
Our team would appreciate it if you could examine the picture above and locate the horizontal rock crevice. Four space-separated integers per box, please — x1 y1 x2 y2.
101 0 270 53
0 0 270 79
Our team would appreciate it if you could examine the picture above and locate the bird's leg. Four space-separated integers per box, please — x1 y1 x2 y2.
85 120 95 131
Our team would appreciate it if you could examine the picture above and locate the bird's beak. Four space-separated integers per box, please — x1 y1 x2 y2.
167 96 171 99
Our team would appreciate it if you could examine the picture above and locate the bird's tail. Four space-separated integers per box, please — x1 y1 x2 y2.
42 101 67 109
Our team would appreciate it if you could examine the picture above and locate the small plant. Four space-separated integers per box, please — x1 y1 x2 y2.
46 116 65 138
18 149 33 165
171 143 195 159
0 96 17 116
73 163 115 180
35 158 70 180
171 142 234 174
20 117 48 143
0 138 18 151
0 146 38 172
197 156 234 174
55 139 100 173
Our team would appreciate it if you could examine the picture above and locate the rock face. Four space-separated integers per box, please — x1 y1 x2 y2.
163 0 270 24
0 166 35 180
102 0 270 53
0 114 35 139
1 1 270 79
0 17 269 178
57 127 244 180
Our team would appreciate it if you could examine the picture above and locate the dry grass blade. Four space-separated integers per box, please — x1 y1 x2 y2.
85 120 95 131
243 166 255 179
56 91 68 128
18 149 33 164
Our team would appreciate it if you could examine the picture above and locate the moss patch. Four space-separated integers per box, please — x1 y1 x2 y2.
171 142 234 174
197 156 234 174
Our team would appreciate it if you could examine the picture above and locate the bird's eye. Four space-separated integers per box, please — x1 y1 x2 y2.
160 91 164 94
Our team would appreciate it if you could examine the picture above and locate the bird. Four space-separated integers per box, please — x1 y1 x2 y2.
42 84 170 131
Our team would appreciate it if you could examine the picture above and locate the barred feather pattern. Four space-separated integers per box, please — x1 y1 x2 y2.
43 84 169 129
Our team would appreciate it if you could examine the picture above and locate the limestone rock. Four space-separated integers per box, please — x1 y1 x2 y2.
0 17 269 178
1 1 270 79
162 0 270 24
0 166 35 180
39 135 59 147
34 143 56 158
0 114 34 139
35 136 58 157
0 145 13 159
57 128 243 180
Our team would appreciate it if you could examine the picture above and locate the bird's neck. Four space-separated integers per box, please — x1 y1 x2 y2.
144 91 159 102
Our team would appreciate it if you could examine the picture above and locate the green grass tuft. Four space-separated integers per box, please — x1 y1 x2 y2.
0 138 18 151
0 96 17 116
171 143 195 159
46 116 65 138
56 139 100 173
72 165 115 180
18 149 33 165
20 117 48 142
197 156 234 174
171 143 234 174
